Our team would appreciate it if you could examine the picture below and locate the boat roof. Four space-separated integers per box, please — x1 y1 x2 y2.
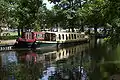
44 31 85 34
24 31 85 34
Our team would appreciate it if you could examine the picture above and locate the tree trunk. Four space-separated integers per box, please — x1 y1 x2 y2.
94 26 97 45
17 26 20 36
21 26 24 36
81 26 84 32
94 26 97 36
103 28 106 35
71 27 74 32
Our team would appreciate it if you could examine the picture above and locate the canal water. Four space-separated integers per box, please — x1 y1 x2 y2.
0 39 120 80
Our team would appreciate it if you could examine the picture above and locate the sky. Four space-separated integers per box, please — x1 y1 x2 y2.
43 0 54 10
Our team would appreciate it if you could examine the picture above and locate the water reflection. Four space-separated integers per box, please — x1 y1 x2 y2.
0 43 92 80
0 51 17 80
1 39 120 80
0 51 17 67
37 43 90 80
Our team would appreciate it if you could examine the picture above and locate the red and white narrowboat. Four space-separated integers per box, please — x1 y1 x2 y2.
14 31 90 49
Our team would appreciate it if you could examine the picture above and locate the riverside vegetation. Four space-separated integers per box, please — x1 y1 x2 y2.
0 0 120 46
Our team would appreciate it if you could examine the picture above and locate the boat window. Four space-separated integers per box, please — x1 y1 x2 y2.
36 34 43 38
26 34 29 39
66 34 68 40
69 34 71 39
72 34 74 39
52 34 56 41
66 49 68 53
25 32 32 39
45 33 50 41
69 50 71 54
62 34 64 40
59 34 61 40
74 34 76 39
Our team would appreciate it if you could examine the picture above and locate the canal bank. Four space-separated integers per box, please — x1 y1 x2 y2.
0 40 16 45
0 40 16 51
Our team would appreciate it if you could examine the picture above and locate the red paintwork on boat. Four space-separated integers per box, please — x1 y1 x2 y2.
17 32 45 43
17 37 36 43
19 51 38 63
32 32 45 41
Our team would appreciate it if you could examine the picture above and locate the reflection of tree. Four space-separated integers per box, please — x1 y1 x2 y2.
12 62 44 80
88 43 106 80
98 45 120 79
87 42 120 80
0 50 45 80
0 61 44 80
53 48 90 80
14 51 44 80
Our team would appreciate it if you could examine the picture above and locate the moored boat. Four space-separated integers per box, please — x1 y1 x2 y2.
14 31 90 49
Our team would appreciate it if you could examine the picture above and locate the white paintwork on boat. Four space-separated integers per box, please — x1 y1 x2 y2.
36 41 58 43
39 31 89 44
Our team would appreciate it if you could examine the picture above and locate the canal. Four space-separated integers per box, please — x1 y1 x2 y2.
0 39 120 80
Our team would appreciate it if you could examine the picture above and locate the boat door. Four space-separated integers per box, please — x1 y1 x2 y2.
45 33 56 41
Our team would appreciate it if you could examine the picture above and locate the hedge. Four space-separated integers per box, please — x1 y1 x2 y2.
0 36 18 40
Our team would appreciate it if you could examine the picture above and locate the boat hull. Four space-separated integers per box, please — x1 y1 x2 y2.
14 38 89 49
13 41 34 48
35 39 89 49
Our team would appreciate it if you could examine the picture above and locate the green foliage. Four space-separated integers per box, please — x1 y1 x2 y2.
14 0 43 29
0 0 47 31
0 0 120 45
34 21 41 31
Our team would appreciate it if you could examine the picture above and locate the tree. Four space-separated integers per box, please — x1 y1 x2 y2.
5 0 44 36
0 0 9 36
77 0 107 34
47 0 83 32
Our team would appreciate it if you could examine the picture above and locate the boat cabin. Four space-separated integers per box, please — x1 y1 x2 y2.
18 32 56 42
18 31 87 43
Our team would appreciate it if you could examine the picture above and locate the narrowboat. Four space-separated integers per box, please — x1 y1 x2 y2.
14 31 90 49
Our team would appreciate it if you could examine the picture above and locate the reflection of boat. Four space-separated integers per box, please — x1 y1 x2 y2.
34 43 90 63
17 44 90 80
18 43 90 64
19 51 38 64
0 51 17 67
14 31 89 48
38 44 89 80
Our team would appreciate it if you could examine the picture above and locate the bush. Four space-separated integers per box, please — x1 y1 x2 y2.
0 36 18 40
